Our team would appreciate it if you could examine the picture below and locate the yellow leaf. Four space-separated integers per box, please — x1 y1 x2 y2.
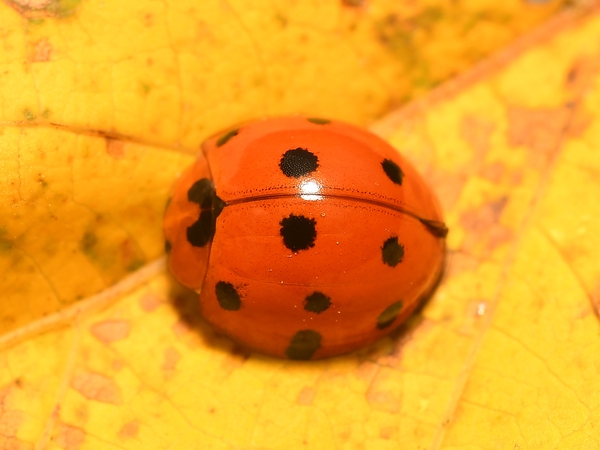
0 126 192 332
2 1 596 449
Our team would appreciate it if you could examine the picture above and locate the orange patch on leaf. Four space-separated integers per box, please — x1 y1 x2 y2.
423 169 464 211
106 139 125 159
70 372 122 405
379 426 398 440
566 56 600 97
567 107 592 139
117 419 139 440
0 436 31 449
111 359 125 372
353 361 380 383
55 424 85 450
31 38 52 62
460 196 512 253
90 320 131 344
296 386 316 406
480 162 507 184
507 107 571 167
0 386 24 439
139 292 164 312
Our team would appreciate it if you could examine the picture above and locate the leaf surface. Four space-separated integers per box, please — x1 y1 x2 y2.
2 1 598 449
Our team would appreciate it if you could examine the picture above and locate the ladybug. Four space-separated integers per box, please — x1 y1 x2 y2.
163 117 447 360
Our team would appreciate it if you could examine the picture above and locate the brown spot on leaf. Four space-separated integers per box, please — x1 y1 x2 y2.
106 139 125 158
37 173 48 188
117 420 139 440
55 424 85 450
566 56 600 97
71 372 122 404
75 404 89 423
90 320 131 344
460 197 512 253
376 14 415 64
31 38 52 62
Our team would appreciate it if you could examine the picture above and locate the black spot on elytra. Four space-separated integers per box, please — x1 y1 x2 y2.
381 236 404 267
376 301 403 329
279 148 319 178
307 117 331 125
285 330 322 360
186 178 226 248
188 178 215 209
304 291 331 314
381 159 404 185
216 128 239 147
280 214 317 252
215 281 241 311
186 211 214 247
164 240 172 254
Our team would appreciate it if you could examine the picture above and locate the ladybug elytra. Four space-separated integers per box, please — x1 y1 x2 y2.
163 117 447 360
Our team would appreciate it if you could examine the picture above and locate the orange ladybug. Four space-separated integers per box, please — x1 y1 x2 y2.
164 117 447 359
